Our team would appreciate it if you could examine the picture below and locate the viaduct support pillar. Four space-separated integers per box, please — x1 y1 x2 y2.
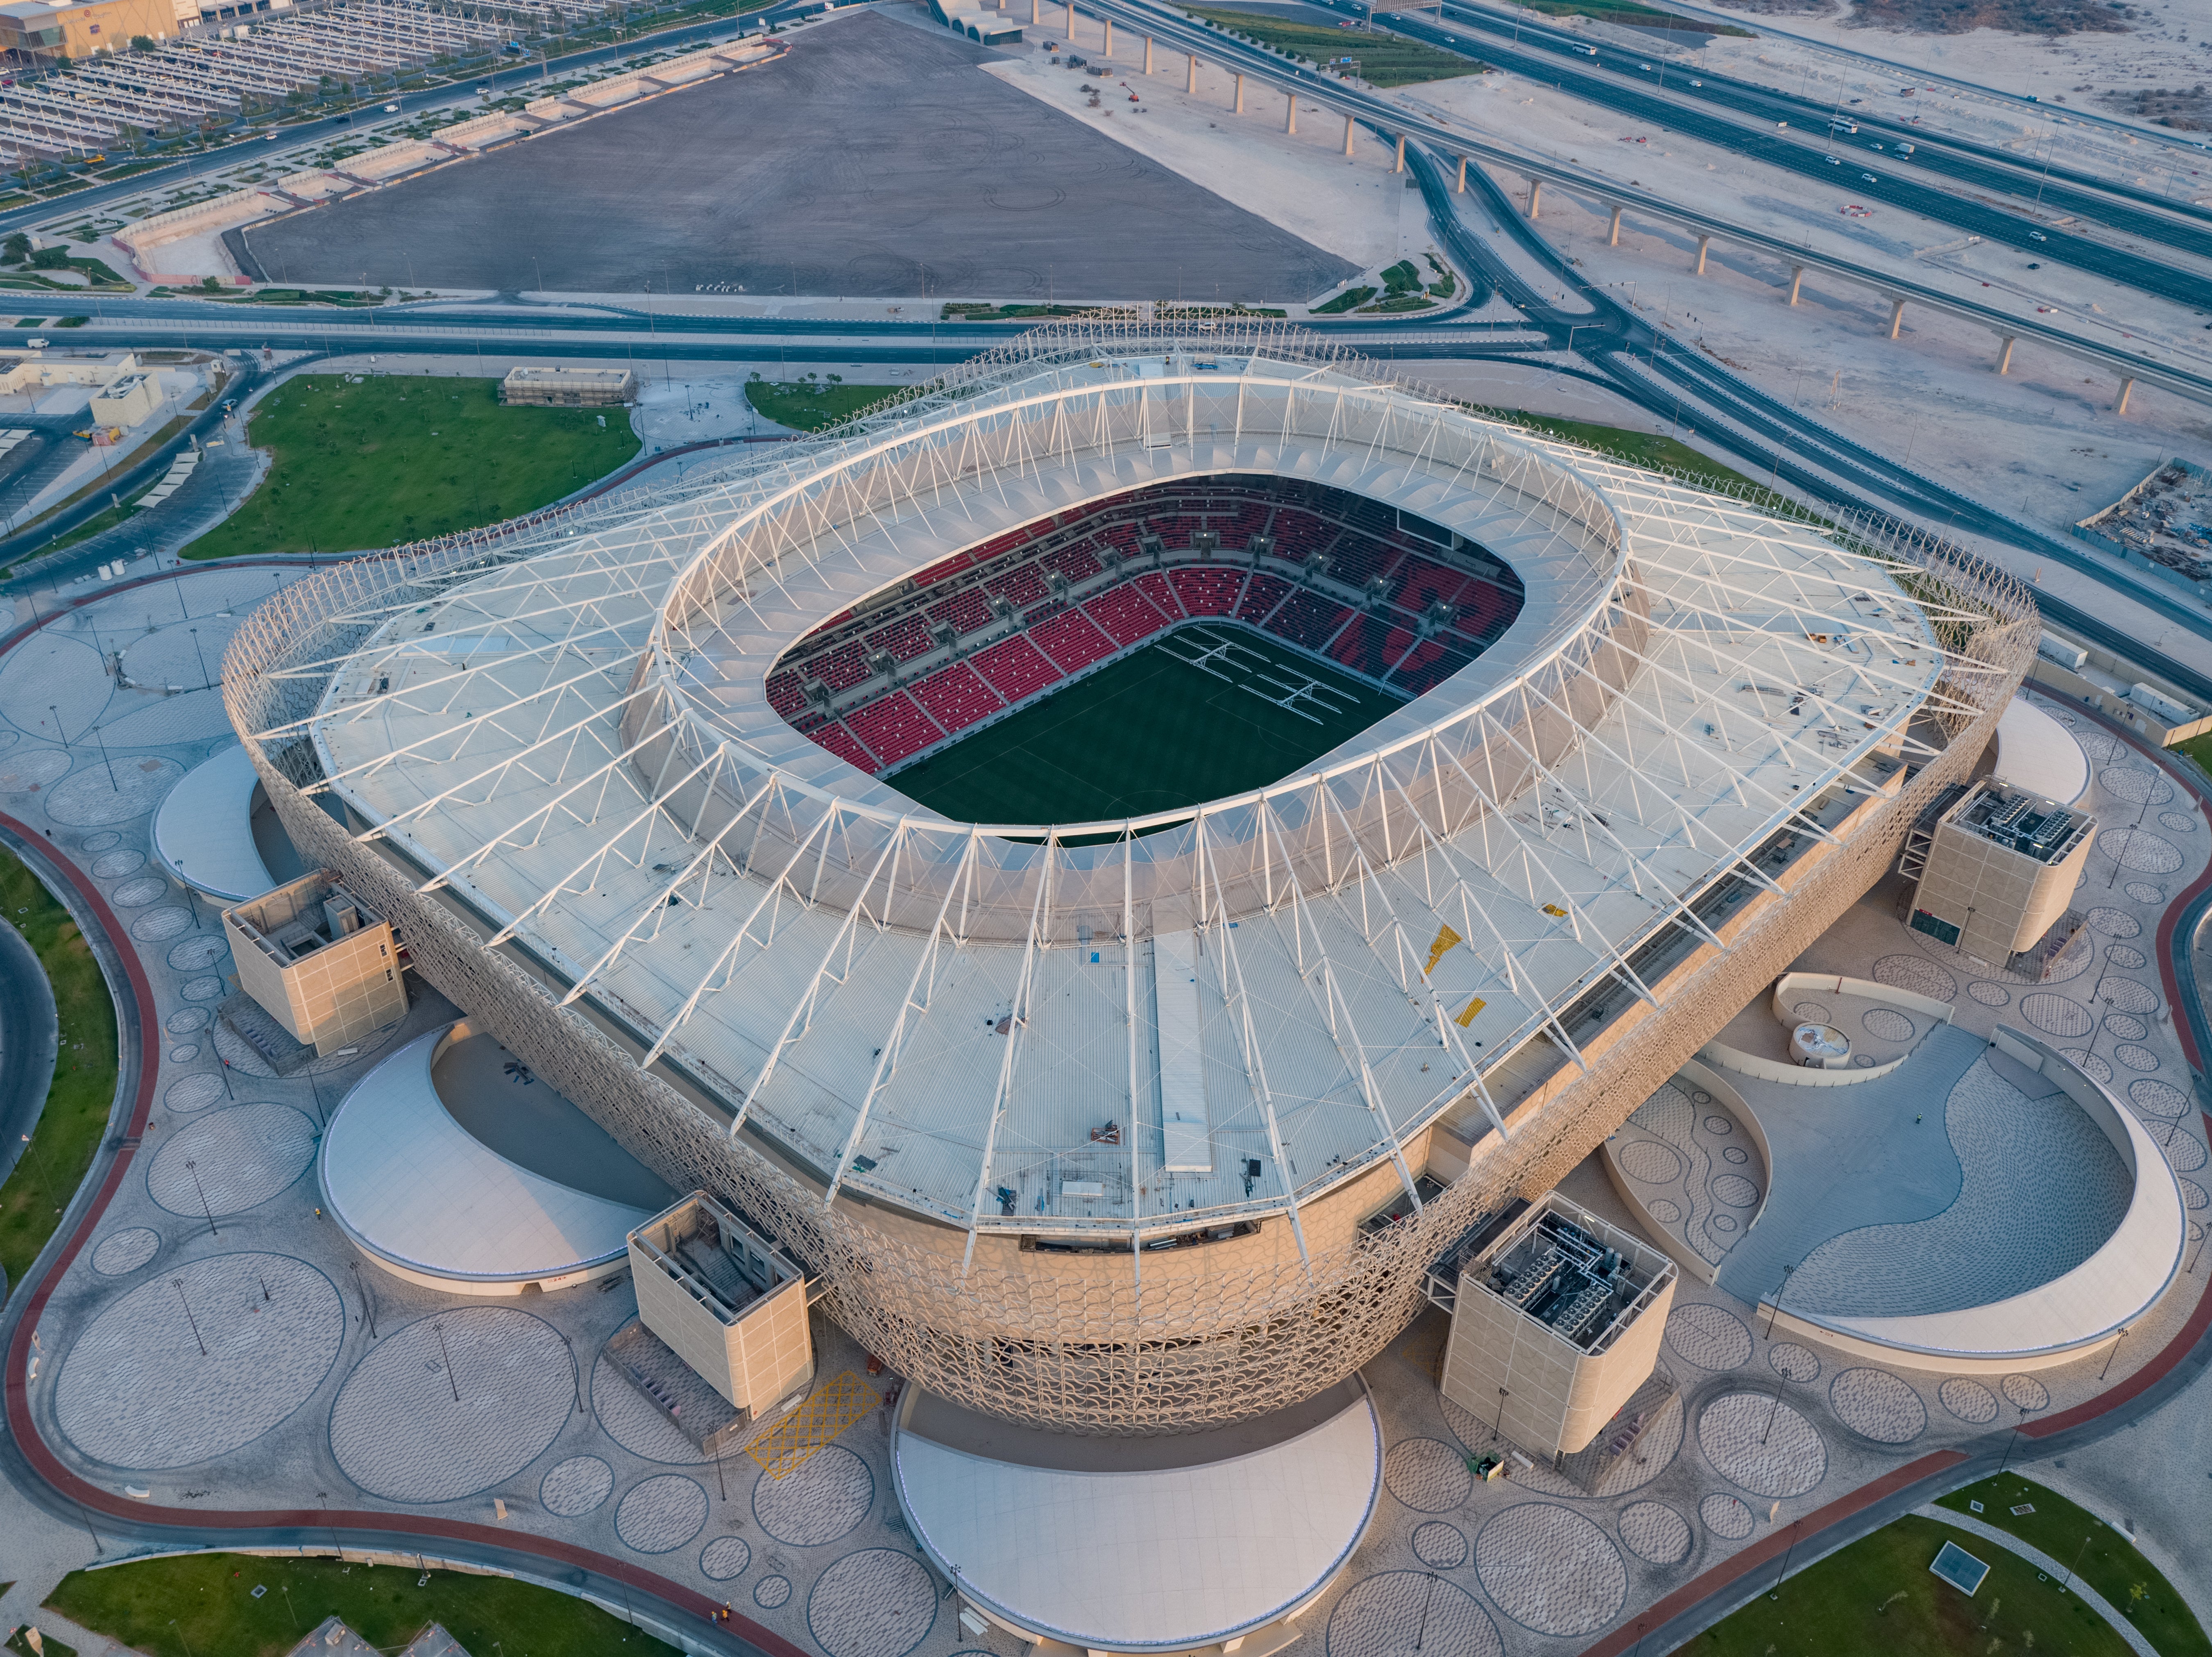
1344 112 1356 156
1455 155 1467 193
1887 297 1905 339
1286 91 1296 134
1065 0 1073 37
1031 0 1038 23
1144 35 1152 72
1102 17 1111 53
1786 266 1804 305
1187 52 1198 93
1996 336 2015 375
1234 73 1244 113
2116 376 2135 415
1694 234 1709 275
1394 134 1405 173
1607 203 1621 245
1526 177 1542 219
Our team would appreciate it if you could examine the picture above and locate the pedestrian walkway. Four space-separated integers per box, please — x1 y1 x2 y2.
1913 1503 2157 1657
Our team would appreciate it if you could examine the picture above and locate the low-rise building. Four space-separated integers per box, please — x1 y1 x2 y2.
88 370 158 428
222 869 408 1058
499 365 636 407
1902 778 2095 968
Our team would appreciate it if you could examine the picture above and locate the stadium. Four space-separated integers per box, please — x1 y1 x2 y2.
224 318 2037 1442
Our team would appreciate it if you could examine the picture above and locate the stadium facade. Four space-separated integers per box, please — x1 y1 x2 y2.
226 321 2036 1435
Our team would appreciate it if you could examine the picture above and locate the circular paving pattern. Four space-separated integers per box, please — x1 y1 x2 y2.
1474 1505 1627 1637
110 875 168 907
161 1072 224 1113
1665 1303 1753 1371
1767 1343 1820 1384
1696 1392 1826 1498
616 1475 709 1554
2104 1012 2150 1041
1616 1139 1682 1184
89 849 144 878
1647 1198 1682 1223
0 750 69 789
1967 981 2011 1007
1326 1571 1501 1657
2108 978 2160 1016
1829 1369 1926 1444
1412 1521 1469 1569
2183 1178 2208 1211
2105 828 2183 874
167 934 229 971
752 1442 874 1545
2087 907 2144 939
1384 1437 1474 1512
2124 881 2165 905
754 1577 792 1611
129 907 192 942
1874 955 1955 1001
2001 1374 2049 1412
79 830 120 853
213 1017 399 1078
147 1104 315 1217
1722 1146 1749 1165
168 1043 199 1062
1861 1007 1915 1042
165 1008 209 1034
540 1455 614 1518
54 1252 344 1469
809 1550 938 1657
1938 1379 1999 1424
2061 1049 2115 1084
327 1307 575 1502
1698 1493 1754 1540
2165 1133 2206 1173
2133 1078 2189 1117
2100 766 2174 806
700 1535 752 1581
2160 810 2196 833
1709 1213 1739 1235
2020 993 2093 1039
1618 1502 1692 1566
89 1226 159 1276
2108 944 2148 970
1790 1000 1831 1023
591 1354 706 1464
1711 1174 1760 1209
1703 1116 1733 1135
181 976 225 1002
2116 1043 2161 1074
48 757 184 826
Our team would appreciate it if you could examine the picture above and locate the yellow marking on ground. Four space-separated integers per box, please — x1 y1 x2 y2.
1424 923 1462 976
1456 995 1487 1028
749 1370 880 1480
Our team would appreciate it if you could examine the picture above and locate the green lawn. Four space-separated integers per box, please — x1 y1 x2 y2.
47 1553 682 1657
7 1625 75 1657
0 846 118 1298
744 379 900 433
1508 0 1751 34
888 628 1402 824
1185 7 1485 85
1936 1477 2209 1657
1691 1514 2133 1657
181 375 642 560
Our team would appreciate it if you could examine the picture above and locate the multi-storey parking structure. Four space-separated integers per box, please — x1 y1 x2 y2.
224 320 2035 1435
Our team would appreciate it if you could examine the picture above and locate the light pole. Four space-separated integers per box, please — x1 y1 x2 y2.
19 1132 59 1213
172 1277 209 1356
433 1317 462 1401
185 1158 218 1237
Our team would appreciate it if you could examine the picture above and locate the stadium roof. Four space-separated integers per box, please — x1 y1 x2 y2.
271 322 2012 1255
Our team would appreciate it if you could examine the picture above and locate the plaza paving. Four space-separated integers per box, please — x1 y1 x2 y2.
3 585 2209 1657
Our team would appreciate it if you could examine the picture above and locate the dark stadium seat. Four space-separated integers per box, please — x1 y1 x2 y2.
866 613 935 663
811 721 880 774
1031 609 1118 674
1266 590 1354 651
1331 615 1412 680
766 670 808 719
973 635 1065 703
928 588 993 637
988 561 1050 611
1236 573 1292 624
1169 566 1244 617
1389 639 1476 697
911 662 1005 736
1042 543 1105 584
846 691 945 768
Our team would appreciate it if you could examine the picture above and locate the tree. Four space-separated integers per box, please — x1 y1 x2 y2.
2 233 28 264
28 245 70 269
201 275 223 291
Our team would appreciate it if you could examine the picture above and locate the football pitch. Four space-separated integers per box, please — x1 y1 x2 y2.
888 627 1405 825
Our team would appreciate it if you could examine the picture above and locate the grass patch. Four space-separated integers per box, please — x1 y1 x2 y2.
1312 286 1376 314
1359 294 1435 313
1183 7 1485 85
38 498 139 556
47 1552 682 1657
2 411 197 552
0 842 118 1298
1937 1478 2210 1657
743 379 900 433
181 375 640 560
888 629 1401 824
1693 1513 2133 1657
1489 410 1775 495
940 302 1104 322
1508 0 1752 34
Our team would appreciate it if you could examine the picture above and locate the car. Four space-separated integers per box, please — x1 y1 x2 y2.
383 102 399 112
1862 172 1877 182
1776 119 1788 129
1688 78 1700 86
1896 142 1914 155
2029 229 2047 241
1576 43 1596 54
1824 155 1840 165
264 132 279 140
1870 141 1884 150
1639 61 1652 70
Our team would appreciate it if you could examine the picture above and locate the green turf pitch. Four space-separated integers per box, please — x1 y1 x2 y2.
888 628 1405 824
